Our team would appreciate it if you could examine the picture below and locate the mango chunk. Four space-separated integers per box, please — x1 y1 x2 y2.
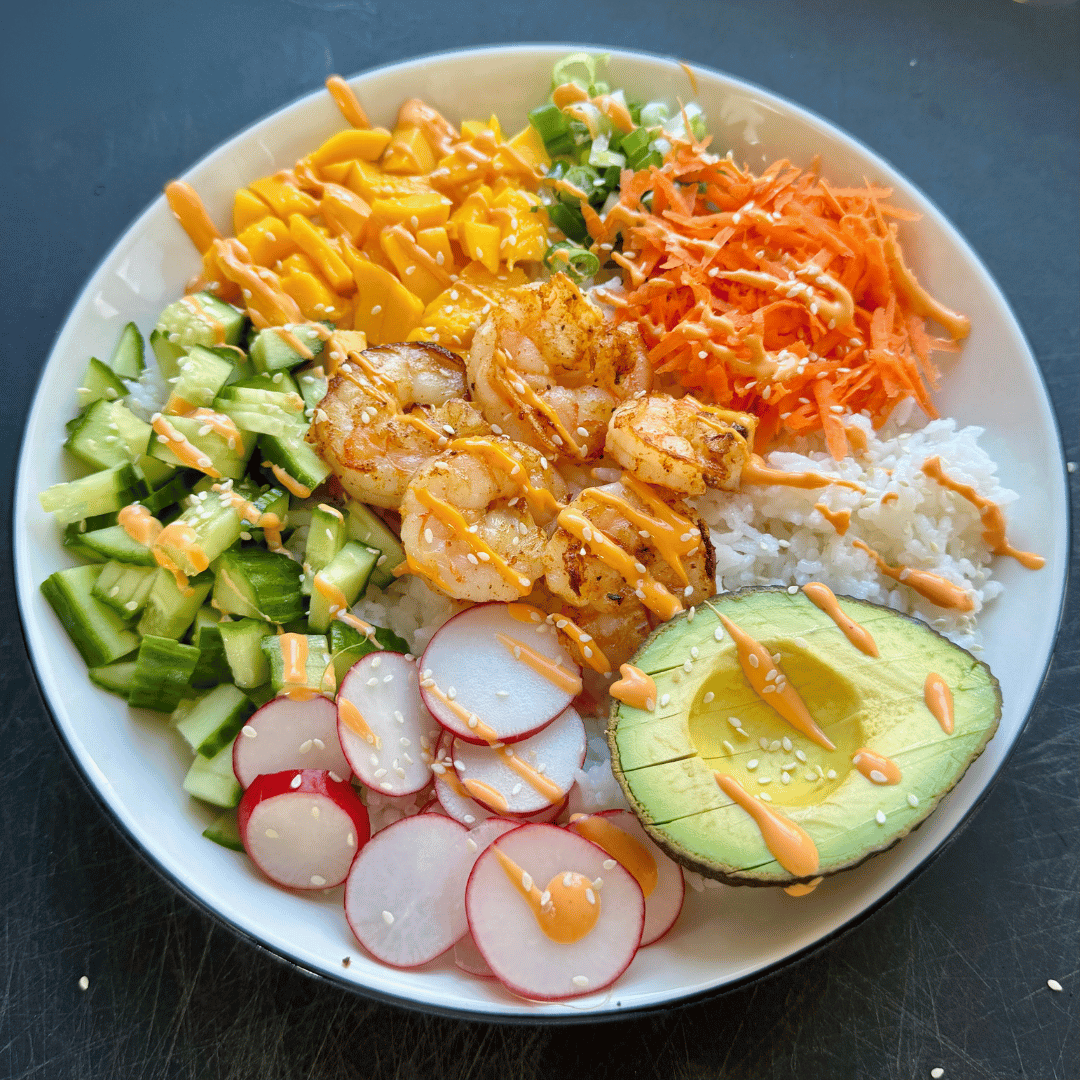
490 187 549 268
319 161 354 184
379 228 446 305
280 269 352 323
418 262 530 348
233 188 273 234
345 160 432 203
415 226 454 273
288 214 354 294
278 252 319 277
249 174 319 219
350 257 424 344
311 127 392 167
505 123 551 170
319 184 372 246
236 216 298 267
381 125 437 175
460 221 502 274
370 191 452 231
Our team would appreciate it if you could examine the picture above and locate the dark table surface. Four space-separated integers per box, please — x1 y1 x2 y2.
3 2 1077 1077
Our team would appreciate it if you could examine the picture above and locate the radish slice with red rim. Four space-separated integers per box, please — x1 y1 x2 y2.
454 932 495 978
238 769 369 891
568 809 685 947
337 651 437 796
232 695 349 789
466 823 644 1001
420 603 581 745
451 706 585 816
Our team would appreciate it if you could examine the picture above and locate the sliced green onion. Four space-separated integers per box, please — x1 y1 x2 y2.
546 203 589 245
544 242 601 282
551 52 610 94
639 101 670 128
528 103 570 144
618 126 651 161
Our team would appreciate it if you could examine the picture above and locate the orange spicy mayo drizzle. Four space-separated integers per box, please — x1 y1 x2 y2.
924 672 954 735
492 846 600 944
463 778 510 813
423 681 501 743
334 610 377 638
851 748 901 785
313 572 350 615
814 502 852 536
784 877 823 897
717 613 835 750
714 773 820 878
153 521 210 575
180 294 226 343
609 664 657 712
213 485 282 548
188 408 244 453
152 415 222 477
499 746 566 804
117 504 163 547
557 505 682 621
338 697 381 749
263 462 312 499
802 581 878 657
852 540 975 613
212 238 308 335
569 814 657 898
280 633 310 685
742 454 864 493
164 180 222 254
551 613 612 675
494 632 582 696
921 456 1045 570
325 74 371 128
493 350 583 458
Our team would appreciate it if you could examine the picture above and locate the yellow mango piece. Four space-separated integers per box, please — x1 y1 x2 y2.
333 330 368 355
280 270 352 323
345 160 432 203
319 160 354 184
351 257 424 344
447 189 492 240
506 123 551 170
233 188 272 234
381 125 437 175
278 252 319 277
288 214 355 294
460 115 502 141
460 221 502 274
418 262 530 349
370 192 452 231
319 183 372 246
379 228 445 306
236 216 297 267
490 187 550 268
198 248 242 304
415 227 454 272
249 174 319 219
405 326 435 343
459 261 531 288
311 127 392 167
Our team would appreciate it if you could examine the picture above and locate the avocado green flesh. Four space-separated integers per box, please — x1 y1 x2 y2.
608 587 1001 886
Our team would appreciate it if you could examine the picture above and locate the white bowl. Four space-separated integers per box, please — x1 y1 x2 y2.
14 45 1069 1020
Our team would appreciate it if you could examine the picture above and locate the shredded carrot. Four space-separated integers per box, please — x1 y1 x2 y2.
592 137 969 457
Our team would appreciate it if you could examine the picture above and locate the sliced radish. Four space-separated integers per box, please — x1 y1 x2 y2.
238 769 369 891
466 823 644 1001
451 707 585 816
337 651 437 797
454 932 495 978
568 809 684 947
420 603 581 744
232 695 350 789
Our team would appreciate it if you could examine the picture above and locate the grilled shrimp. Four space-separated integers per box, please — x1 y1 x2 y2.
543 477 716 619
466 273 652 463
605 393 758 496
400 437 569 603
308 342 488 509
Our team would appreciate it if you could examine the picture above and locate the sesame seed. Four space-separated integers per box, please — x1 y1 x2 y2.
299 739 313 754
660 693 670 707
382 910 395 925
310 874 327 887
747 759 759 770
758 792 773 802
289 775 302 789
682 660 693 673
78 976 89 991
907 793 919 807
603 859 617 869
782 737 792 752
931 1070 944 1079
1048 979 1063 992
759 736 770 750
572 975 590 988
714 627 724 642
758 776 772 785
585 888 596 904
826 769 837 780
748 653 759 668
870 769 888 784
703 691 715 704
683 585 694 597
875 810 887 825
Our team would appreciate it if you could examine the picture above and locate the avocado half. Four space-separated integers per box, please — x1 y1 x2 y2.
607 587 1002 887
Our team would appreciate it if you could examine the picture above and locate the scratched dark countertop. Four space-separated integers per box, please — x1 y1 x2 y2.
2 1 1077 1077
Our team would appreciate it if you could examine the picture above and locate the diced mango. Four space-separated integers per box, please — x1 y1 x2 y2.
236 216 297 267
447 189 492 240
490 187 550 268
405 326 435 343
280 270 352 323
249 174 319 218
345 160 432 203
233 188 272 234
418 262 530 349
289 214 355 294
320 184 372 246
379 228 446 305
311 127 393 167
381 125 437 175
278 252 319 277
460 115 502 142
459 221 502 274
415 227 454 273
333 329 368 355
198 247 243 304
350 257 424 344
319 160 354 184
506 123 551 170
370 191 452 232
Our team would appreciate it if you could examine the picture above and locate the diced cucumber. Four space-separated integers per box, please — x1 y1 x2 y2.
217 618 274 688
183 735 242 808
249 325 325 374
135 453 177 489
138 474 191 515
91 561 158 618
39 463 140 524
189 608 233 688
232 370 301 394
150 329 186 382
75 357 129 410
154 490 242 577
202 809 244 851
303 503 347 595
176 683 254 758
137 569 212 640
88 659 138 700
108 322 145 380
63 521 107 562
154 292 246 379
344 498 404 587
165 345 234 412
257 431 330 495
245 683 278 709
212 548 304 624
40 564 141 667
214 385 306 437
147 414 254 480
297 365 328 413
78 523 155 566
65 399 151 470
328 620 409 684
307 541 379 633
261 633 334 696
127 634 201 712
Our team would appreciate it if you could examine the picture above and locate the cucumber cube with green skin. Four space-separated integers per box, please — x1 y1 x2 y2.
202 809 244 851
88 659 138 700
297 366 328 413
137 569 212 640
183 735 242 808
249 325 325 374
257 431 330 495
328 620 408 684
244 683 278 709
77 523 155 566
176 683 254 759
232 370 301 395
108 322 145 380
65 399 152 471
150 330 187 382
146 413 254 480
166 345 234 411
91 561 158 619
63 522 107 562
154 490 243 578
135 453 177 489
127 635 201 712
307 541 380 633
344 498 404 587
262 633 333 695
75 357 129 410
153 292 247 380
218 618 274 688
303 503 347 596
212 548 305 624
214 385 307 437
189 609 233 688
138 474 192 516
39 462 140 524
40 564 141 667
